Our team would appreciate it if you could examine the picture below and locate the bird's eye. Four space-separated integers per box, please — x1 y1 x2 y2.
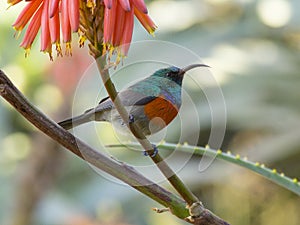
166 72 171 77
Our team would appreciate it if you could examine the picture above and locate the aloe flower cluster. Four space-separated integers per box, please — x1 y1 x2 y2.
8 0 156 59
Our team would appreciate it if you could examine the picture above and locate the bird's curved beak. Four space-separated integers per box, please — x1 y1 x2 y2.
179 63 209 76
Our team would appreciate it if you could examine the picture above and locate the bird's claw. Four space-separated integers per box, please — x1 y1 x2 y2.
143 144 158 157
129 114 135 124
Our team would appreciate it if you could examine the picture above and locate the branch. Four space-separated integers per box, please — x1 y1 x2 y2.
0 69 230 225
0 69 187 219
95 56 199 207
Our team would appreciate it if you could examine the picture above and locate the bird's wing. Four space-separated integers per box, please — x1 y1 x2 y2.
96 90 157 108
132 95 157 105
119 90 158 106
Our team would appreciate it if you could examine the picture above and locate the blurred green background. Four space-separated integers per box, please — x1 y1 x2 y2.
1 0 300 224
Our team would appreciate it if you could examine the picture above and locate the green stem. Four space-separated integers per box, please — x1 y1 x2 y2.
95 55 199 207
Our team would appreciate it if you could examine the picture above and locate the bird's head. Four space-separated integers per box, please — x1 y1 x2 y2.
152 64 209 85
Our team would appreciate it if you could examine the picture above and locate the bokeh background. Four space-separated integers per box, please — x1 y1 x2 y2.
1 0 300 224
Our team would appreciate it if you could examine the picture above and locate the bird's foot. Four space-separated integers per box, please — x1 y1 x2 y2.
143 144 158 157
128 114 135 124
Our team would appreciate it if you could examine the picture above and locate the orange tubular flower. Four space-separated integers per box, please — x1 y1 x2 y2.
11 0 79 59
9 0 156 60
103 0 157 57
19 4 43 57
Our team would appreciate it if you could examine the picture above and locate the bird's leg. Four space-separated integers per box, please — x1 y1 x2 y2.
143 144 158 157
128 114 135 123
127 114 157 157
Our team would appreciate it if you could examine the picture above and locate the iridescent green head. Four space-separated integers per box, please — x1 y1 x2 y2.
152 64 209 85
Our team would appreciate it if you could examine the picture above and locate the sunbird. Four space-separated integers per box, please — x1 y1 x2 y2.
59 64 208 137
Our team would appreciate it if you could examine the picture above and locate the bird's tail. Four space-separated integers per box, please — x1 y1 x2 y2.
58 113 92 130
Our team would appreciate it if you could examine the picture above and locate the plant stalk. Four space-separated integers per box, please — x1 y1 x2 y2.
95 55 200 207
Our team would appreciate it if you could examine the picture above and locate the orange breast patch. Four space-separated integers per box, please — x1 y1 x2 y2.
144 96 179 126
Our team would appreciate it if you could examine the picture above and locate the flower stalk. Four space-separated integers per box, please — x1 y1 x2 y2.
75 0 204 216
95 54 202 209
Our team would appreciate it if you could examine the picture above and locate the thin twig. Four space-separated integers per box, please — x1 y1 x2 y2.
96 56 199 209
